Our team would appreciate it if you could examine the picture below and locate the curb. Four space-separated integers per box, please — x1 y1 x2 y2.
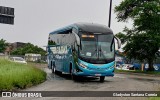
115 72 160 77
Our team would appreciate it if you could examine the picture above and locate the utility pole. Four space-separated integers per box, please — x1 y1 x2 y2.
108 0 112 28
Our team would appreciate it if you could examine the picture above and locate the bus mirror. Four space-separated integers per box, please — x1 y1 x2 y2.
72 46 76 52
73 32 80 46
114 36 121 49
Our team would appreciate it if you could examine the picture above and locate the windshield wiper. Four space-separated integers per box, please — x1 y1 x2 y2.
110 38 114 52
99 45 107 59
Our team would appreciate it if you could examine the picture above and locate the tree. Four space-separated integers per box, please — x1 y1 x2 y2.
0 39 8 53
11 43 46 56
48 40 56 45
115 32 127 44
115 0 160 71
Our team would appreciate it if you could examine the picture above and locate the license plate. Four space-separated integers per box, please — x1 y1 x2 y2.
95 74 101 76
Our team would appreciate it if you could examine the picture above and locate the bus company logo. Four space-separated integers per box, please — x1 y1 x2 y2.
2 92 11 97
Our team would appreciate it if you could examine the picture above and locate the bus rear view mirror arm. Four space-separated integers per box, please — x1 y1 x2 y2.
114 36 121 49
73 32 80 46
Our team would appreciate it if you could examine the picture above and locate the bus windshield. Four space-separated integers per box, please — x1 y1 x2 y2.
79 33 114 64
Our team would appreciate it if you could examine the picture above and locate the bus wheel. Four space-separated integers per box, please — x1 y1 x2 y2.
72 74 77 80
100 76 105 82
70 63 73 76
54 70 62 75
52 66 55 73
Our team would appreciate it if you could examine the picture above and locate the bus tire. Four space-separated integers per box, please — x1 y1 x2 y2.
100 76 105 82
72 74 81 81
52 66 55 73
72 74 77 80
69 63 73 76
69 63 72 73
51 61 55 73
70 63 77 80
50 61 52 69
55 71 62 75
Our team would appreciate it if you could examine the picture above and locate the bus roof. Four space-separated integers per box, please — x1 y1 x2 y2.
50 22 113 35
74 22 113 34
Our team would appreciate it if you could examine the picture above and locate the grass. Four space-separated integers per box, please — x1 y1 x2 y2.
0 58 46 91
149 97 160 100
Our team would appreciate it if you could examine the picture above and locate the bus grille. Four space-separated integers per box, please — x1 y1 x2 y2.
88 68 109 71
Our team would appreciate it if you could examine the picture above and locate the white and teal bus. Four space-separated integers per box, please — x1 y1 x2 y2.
47 23 121 82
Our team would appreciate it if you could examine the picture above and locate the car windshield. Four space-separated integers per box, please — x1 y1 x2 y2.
79 33 114 63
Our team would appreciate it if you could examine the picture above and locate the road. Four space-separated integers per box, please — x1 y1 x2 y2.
2 64 160 100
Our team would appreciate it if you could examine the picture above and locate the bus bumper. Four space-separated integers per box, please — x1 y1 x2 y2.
74 65 114 77
73 60 115 77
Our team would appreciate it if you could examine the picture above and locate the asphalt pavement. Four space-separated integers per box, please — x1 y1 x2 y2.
1 64 160 100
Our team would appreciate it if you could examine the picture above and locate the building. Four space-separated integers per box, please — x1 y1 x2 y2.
4 42 26 55
11 42 26 50
25 53 41 62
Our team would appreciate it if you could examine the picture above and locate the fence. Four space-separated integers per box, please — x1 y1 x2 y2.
0 55 47 63
0 55 9 59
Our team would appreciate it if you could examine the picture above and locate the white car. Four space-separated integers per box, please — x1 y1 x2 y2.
122 64 134 70
115 64 134 70
115 64 122 70
10 57 27 64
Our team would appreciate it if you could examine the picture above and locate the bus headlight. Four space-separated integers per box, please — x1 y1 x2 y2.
80 63 87 69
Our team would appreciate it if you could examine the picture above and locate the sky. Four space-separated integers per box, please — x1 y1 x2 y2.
0 0 133 49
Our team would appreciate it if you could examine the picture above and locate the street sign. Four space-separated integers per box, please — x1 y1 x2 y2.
0 6 14 25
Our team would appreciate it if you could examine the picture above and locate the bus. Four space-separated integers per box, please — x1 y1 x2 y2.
47 22 121 82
